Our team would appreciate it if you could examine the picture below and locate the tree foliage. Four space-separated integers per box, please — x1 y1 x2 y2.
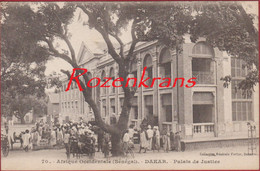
1 4 48 120
11 95 47 124
1 1 258 155
188 2 259 94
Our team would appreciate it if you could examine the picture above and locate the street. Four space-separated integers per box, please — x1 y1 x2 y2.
1 145 259 170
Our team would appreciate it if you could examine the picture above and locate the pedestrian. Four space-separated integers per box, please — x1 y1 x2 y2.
97 128 104 152
122 130 130 155
174 131 181 152
41 127 46 139
139 128 148 153
152 126 160 152
46 129 51 145
4 122 9 134
102 132 110 158
170 131 175 151
38 125 43 138
56 128 63 147
50 128 57 147
88 131 96 158
31 128 39 150
22 129 31 152
162 129 171 152
64 130 71 159
20 132 24 148
147 125 153 150
128 125 135 145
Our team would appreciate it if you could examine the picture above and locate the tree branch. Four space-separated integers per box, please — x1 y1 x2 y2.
61 25 77 64
109 32 124 58
43 38 77 68
61 68 116 133
77 4 123 65
126 19 139 60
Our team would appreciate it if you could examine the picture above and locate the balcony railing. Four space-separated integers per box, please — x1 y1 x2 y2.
192 71 214 84
193 123 214 134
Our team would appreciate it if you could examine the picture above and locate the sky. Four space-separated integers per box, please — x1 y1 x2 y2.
44 7 131 76
44 1 259 76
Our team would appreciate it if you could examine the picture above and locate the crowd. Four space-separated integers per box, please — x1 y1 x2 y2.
7 120 98 152
3 120 181 158
123 125 181 154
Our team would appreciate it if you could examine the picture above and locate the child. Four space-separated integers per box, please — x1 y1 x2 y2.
174 131 181 152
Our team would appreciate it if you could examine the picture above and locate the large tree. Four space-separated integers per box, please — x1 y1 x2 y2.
1 4 48 122
1 2 258 155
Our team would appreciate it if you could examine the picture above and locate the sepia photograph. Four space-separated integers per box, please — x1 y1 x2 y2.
0 1 259 170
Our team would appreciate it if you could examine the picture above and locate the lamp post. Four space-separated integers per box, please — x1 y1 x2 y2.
247 122 256 155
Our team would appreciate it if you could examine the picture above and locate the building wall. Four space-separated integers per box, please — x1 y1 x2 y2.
59 40 259 140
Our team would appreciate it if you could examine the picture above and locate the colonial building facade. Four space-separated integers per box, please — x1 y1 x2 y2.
59 38 259 139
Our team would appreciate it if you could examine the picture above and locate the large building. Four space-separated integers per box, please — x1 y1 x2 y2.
59 37 259 139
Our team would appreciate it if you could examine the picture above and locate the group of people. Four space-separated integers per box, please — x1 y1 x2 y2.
3 119 181 158
7 120 98 152
123 125 181 154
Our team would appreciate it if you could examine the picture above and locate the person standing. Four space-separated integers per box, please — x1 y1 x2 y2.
174 131 181 151
4 122 9 135
56 128 63 147
162 129 171 152
128 126 135 144
23 130 31 152
103 132 110 158
139 128 148 153
97 129 104 152
50 128 56 147
31 129 39 150
38 125 43 138
152 126 160 152
63 131 70 159
170 131 175 151
147 125 153 150
122 130 130 155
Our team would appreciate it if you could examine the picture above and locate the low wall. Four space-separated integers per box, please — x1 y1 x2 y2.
181 137 259 151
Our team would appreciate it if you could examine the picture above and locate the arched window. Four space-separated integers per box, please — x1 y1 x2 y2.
192 42 214 56
101 70 106 95
127 59 138 89
159 48 172 79
192 42 215 84
109 68 115 94
143 54 153 87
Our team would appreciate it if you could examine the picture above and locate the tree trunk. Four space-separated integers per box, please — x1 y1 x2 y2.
111 133 123 156
21 117 25 124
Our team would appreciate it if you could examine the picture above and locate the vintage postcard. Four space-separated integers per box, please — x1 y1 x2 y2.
1 1 259 170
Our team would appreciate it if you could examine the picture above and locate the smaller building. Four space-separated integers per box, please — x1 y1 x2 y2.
47 93 60 124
